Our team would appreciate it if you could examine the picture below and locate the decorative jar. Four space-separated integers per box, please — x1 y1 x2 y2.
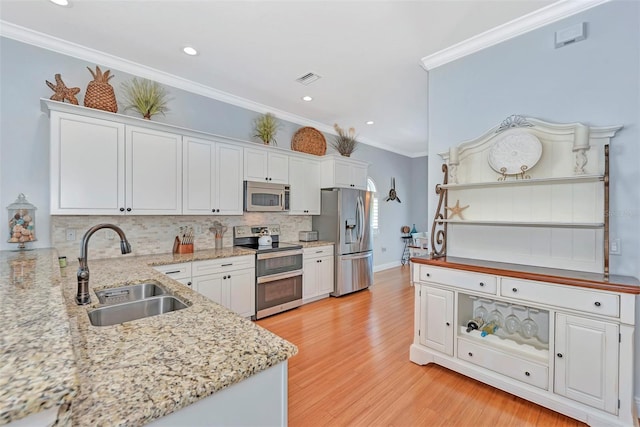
7 193 37 250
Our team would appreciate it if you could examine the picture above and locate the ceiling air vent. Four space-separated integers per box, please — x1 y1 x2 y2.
296 72 321 85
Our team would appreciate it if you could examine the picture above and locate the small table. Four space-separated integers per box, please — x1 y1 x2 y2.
401 235 413 265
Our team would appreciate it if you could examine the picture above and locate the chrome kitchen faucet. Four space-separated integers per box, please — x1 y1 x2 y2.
76 224 132 305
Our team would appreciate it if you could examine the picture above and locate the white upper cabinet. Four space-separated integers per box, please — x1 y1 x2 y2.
244 148 289 184
320 156 368 190
50 113 182 215
50 112 125 215
288 156 321 215
183 137 243 215
125 126 182 215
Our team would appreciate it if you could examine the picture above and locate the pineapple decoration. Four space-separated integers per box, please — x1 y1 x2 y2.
84 66 118 113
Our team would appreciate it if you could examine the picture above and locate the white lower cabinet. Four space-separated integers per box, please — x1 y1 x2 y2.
418 286 453 355
192 256 255 318
302 245 334 302
154 256 255 318
410 263 636 427
554 313 619 414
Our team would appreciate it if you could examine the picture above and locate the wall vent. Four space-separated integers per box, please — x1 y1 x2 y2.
296 72 321 85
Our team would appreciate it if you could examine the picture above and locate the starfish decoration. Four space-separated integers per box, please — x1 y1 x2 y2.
445 199 469 220
46 74 80 105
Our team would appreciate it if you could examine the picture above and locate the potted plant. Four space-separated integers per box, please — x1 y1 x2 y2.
253 112 281 145
120 78 170 120
331 123 359 157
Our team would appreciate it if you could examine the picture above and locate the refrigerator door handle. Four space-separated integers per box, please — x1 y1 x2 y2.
357 196 365 243
341 251 372 261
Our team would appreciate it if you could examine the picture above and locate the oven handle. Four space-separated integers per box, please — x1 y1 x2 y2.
257 249 303 260
257 269 303 284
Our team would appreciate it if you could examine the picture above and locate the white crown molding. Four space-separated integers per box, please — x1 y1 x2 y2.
0 20 416 157
420 0 611 71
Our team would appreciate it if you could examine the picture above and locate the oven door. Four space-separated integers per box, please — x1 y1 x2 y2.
256 250 303 276
256 270 303 319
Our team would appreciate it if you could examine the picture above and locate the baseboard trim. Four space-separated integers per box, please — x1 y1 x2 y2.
374 261 402 272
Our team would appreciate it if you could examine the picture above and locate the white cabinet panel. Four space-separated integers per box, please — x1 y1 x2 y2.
50 113 182 215
244 148 289 184
320 157 368 190
419 286 453 355
183 138 243 215
554 313 619 414
289 157 320 215
302 245 334 302
126 126 182 214
51 112 125 214
227 269 255 318
192 256 255 317
193 274 224 306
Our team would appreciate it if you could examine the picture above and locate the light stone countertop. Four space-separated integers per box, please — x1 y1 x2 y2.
295 240 334 249
0 249 77 426
2 247 297 427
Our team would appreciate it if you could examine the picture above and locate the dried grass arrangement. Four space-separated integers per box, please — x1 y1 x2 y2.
253 113 281 145
120 78 170 120
332 123 359 157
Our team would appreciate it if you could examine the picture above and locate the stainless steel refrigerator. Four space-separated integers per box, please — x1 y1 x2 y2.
312 188 373 296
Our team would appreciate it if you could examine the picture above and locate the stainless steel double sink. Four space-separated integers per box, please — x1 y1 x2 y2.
88 281 188 326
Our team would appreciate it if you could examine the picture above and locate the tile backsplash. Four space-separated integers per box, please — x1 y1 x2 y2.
51 214 312 260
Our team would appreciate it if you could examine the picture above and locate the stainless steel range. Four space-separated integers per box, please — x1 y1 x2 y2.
234 225 303 320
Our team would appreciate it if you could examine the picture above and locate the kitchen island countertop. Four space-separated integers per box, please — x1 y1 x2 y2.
1 247 297 426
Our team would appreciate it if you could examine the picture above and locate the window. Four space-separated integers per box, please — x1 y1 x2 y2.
367 178 379 235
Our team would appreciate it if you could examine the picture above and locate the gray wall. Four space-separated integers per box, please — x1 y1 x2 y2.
427 0 640 400
0 36 426 269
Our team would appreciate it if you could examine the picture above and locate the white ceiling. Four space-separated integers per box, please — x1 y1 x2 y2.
0 0 561 157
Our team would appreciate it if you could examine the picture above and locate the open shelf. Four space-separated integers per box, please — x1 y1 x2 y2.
440 174 604 190
440 219 604 228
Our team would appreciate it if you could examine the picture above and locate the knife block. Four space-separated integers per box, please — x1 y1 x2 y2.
173 236 194 254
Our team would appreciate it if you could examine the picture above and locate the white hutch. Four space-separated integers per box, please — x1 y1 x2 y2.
410 116 640 426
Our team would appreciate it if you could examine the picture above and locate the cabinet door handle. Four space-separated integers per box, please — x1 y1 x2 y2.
557 353 563 358
222 263 233 267
594 301 601 307
228 274 231 278
479 282 485 287
446 322 450 326
426 273 431 277
468 352 473 357
265 177 269 181
119 207 125 212
187 281 192 287
525 371 531 377
164 270 180 274
512 287 518 293
268 177 272 181
223 275 227 279
126 207 132 212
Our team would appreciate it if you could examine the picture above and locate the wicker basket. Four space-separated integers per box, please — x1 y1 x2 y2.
291 127 326 156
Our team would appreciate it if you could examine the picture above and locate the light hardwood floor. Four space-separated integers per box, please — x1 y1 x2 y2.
257 266 585 427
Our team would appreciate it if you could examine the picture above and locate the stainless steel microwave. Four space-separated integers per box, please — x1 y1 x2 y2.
244 181 290 212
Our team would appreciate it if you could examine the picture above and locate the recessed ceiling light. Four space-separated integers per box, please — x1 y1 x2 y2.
183 46 198 56
302 96 313 102
49 0 70 6
366 120 374 125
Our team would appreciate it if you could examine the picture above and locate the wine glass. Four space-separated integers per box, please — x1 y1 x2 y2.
504 305 521 335
520 307 538 339
487 308 504 329
474 300 489 322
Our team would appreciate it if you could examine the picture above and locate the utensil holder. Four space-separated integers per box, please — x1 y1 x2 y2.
173 236 194 254
215 236 223 249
